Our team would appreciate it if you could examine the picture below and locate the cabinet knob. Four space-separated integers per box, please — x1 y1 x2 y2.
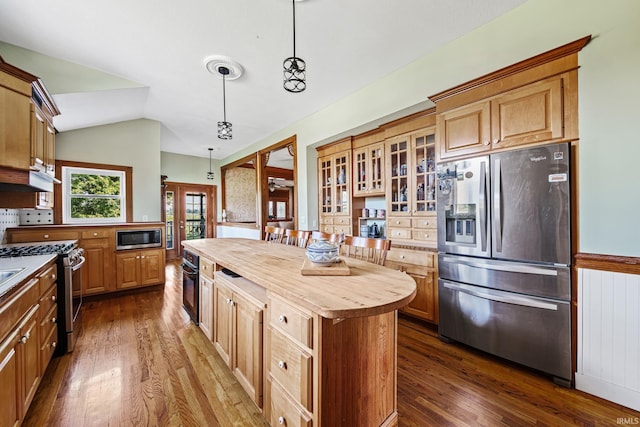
136 256 140 259
51 317 56 323
425 234 430 238
278 360 287 369
93 232 98 236
278 416 286 425
141 256 145 259
400 255 405 259
278 314 287 324
483 141 490 146
44 234 49 239
51 295 57 302
51 274 56 280
51 341 57 348
493 138 500 144
20 332 30 344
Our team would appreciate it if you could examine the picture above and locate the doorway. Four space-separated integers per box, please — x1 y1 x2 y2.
163 182 217 260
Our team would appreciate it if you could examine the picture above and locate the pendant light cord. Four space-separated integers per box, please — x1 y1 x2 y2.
292 0 296 57
222 73 227 122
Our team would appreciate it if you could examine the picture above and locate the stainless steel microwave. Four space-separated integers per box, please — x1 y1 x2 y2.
116 228 162 250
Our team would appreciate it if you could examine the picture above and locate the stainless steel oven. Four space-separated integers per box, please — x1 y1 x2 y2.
182 249 199 324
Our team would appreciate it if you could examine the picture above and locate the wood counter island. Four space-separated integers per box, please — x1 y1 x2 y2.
182 238 416 427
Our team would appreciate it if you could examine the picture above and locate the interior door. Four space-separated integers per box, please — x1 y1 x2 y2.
163 182 217 260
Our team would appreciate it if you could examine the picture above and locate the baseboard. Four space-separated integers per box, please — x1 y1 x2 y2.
575 372 640 413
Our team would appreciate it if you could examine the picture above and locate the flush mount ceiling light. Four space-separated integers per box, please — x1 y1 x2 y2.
203 56 244 140
283 0 306 93
207 148 215 180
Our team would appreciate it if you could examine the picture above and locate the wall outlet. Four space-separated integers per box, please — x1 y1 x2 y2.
312 219 317 228
142 215 148 221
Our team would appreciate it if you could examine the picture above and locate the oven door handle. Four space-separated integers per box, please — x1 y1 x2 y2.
70 256 86 271
443 281 560 311
181 264 198 275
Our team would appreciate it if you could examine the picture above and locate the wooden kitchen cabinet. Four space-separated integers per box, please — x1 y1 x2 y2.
115 248 165 290
81 229 115 295
385 247 438 323
437 75 568 160
16 304 40 420
352 132 385 197
38 263 58 374
385 127 437 245
213 271 266 407
317 138 362 236
199 274 214 341
0 327 21 427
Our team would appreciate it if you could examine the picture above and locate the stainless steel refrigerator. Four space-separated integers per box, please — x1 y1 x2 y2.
436 142 572 386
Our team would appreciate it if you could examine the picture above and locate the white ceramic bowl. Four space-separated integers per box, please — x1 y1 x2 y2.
306 238 339 265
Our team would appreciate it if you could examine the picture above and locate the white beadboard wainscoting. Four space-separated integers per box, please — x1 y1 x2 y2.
576 268 640 411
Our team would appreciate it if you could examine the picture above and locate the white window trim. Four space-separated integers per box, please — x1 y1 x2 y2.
62 166 127 224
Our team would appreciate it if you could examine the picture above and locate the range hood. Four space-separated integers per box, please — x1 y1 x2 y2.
0 167 57 192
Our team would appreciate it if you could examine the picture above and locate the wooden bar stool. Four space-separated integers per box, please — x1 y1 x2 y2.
340 235 391 265
282 229 311 248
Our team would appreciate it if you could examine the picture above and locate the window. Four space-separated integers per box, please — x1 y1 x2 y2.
62 166 127 223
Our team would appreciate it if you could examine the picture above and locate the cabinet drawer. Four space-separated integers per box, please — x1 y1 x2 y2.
40 302 57 344
9 230 79 243
412 229 437 243
270 328 313 412
386 248 434 267
320 225 334 234
200 257 215 280
387 217 412 228
39 283 57 317
81 229 110 239
269 379 312 427
320 216 334 225
38 264 57 295
384 260 430 277
412 217 437 229
40 323 58 373
334 216 351 226
387 227 412 240
269 296 313 348
333 225 351 235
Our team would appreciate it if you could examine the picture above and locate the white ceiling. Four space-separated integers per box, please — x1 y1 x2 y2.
0 0 526 160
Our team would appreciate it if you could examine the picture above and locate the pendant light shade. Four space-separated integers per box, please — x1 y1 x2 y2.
207 148 215 180
283 0 306 93
217 66 232 140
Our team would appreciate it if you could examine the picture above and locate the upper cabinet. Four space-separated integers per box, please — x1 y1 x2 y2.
432 36 589 161
437 76 565 160
352 129 385 197
317 138 363 236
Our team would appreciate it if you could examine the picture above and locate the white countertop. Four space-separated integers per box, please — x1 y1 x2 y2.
0 254 57 299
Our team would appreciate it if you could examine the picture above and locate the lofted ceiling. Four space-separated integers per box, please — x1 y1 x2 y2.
0 0 526 161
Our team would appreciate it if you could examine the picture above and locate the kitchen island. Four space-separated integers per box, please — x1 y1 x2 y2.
182 238 416 427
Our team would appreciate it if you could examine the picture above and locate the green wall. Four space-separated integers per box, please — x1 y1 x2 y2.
227 0 640 257
55 119 162 222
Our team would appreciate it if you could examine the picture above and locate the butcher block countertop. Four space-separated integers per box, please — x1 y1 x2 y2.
182 238 416 319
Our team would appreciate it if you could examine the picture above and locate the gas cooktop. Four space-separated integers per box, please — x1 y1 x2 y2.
0 242 76 258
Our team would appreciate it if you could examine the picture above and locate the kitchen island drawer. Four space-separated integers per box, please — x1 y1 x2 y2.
269 295 313 348
269 328 313 412
200 257 215 280
269 378 312 427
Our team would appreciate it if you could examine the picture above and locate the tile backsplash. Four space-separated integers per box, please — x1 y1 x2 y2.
0 209 20 244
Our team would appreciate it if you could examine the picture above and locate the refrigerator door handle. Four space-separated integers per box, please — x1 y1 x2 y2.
479 160 488 252
443 282 559 311
494 158 502 253
441 256 559 276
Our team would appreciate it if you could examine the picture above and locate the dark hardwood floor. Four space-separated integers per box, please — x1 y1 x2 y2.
24 260 638 426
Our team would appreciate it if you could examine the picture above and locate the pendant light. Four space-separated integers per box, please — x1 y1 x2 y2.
283 0 306 93
207 148 215 180
217 66 232 139
203 56 244 140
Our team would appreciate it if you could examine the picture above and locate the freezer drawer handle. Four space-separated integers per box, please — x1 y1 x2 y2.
441 256 558 276
443 282 559 311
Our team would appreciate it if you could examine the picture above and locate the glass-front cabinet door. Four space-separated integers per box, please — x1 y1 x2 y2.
319 156 333 214
387 136 410 215
353 142 385 197
411 128 436 216
333 151 351 215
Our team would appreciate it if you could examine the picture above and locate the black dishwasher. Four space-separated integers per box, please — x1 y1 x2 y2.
182 249 199 324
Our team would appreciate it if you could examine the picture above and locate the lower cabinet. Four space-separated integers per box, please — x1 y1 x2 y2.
385 246 439 324
115 249 165 290
213 271 266 407
17 305 40 419
199 274 214 341
80 230 114 295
